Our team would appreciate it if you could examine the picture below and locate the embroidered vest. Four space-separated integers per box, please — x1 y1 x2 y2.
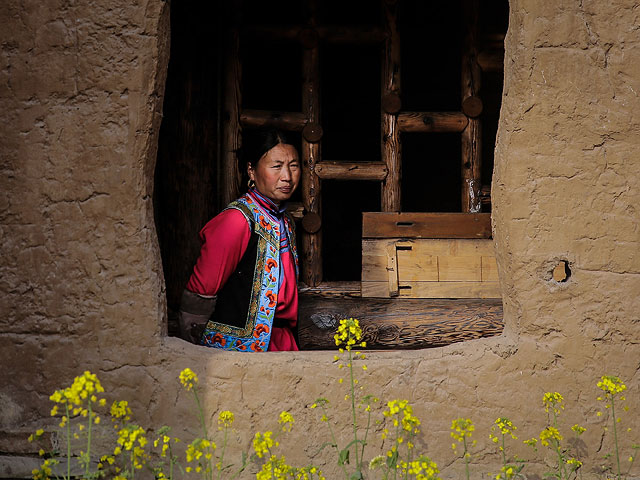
201 193 298 352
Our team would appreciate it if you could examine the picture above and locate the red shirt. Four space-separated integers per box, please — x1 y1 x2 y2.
186 197 299 351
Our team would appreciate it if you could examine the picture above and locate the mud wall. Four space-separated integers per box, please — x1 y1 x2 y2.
1 0 639 478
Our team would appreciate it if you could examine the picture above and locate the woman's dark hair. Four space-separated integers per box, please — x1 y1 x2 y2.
241 128 293 168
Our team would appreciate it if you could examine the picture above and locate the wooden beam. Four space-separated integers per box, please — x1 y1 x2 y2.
221 26 242 206
362 212 492 239
243 25 386 44
301 2 322 287
315 161 388 181
461 0 482 213
298 296 503 350
240 109 307 131
477 49 504 72
317 25 386 44
298 281 361 297
381 0 402 212
398 111 468 133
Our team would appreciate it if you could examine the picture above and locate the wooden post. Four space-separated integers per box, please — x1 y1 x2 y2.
301 2 322 287
381 0 402 212
221 21 242 206
461 0 482 213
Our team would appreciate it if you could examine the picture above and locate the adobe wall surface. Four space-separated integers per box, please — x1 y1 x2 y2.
1 1 639 479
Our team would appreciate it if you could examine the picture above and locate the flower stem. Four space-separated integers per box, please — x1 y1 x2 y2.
192 388 209 439
65 404 71 480
217 426 228 480
611 396 621 479
320 404 350 480
348 349 361 473
86 401 93 478
463 437 470 480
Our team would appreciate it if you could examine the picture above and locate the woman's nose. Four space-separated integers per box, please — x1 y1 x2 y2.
281 166 292 181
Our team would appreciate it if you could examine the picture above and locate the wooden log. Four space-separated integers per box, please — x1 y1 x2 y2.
221 26 242 206
461 0 482 213
462 96 483 118
286 201 305 220
302 212 322 233
315 161 388 181
301 2 322 287
243 25 386 44
298 281 361 297
480 184 491 207
361 280 501 299
302 122 323 142
362 212 492 239
382 92 402 114
240 109 306 131
398 112 468 133
299 27 319 49
381 0 401 212
298 296 503 350
317 25 386 44
241 25 300 42
478 49 504 72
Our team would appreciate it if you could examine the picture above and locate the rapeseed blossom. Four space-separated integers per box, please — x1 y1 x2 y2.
279 411 295 432
110 400 132 422
334 317 366 351
254 431 277 458
451 418 475 443
179 368 199 391
218 410 234 428
256 455 292 480
597 375 627 396
406 455 440 480
539 426 563 447
543 392 564 414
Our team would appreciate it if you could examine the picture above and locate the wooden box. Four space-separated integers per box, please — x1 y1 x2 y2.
361 212 501 299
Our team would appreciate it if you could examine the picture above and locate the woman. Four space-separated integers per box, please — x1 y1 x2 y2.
178 129 301 352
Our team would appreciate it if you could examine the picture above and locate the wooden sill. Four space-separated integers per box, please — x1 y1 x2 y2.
298 282 503 350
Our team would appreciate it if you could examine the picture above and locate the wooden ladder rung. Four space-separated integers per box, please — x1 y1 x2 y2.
240 109 307 131
398 111 468 133
315 161 388 181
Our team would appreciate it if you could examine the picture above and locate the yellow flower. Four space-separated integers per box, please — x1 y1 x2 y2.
218 410 234 428
334 318 363 351
110 400 132 421
542 392 564 414
571 424 586 435
451 418 475 442
179 368 199 391
597 375 627 396
279 411 295 432
253 431 276 458
491 417 518 440
539 426 562 447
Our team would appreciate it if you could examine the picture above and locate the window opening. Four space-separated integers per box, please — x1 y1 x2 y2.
156 0 508 347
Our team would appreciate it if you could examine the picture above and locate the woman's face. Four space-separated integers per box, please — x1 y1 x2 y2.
248 143 301 205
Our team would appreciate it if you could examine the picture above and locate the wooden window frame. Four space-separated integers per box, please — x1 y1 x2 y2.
220 0 498 292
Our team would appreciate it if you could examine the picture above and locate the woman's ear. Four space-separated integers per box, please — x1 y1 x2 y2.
247 162 255 181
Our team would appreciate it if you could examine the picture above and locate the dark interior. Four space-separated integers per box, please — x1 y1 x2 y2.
154 0 509 331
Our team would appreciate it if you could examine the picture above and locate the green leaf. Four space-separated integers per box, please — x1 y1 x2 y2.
350 471 364 480
338 448 350 466
386 449 398 468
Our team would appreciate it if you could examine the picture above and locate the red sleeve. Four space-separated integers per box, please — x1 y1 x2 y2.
185 209 251 296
